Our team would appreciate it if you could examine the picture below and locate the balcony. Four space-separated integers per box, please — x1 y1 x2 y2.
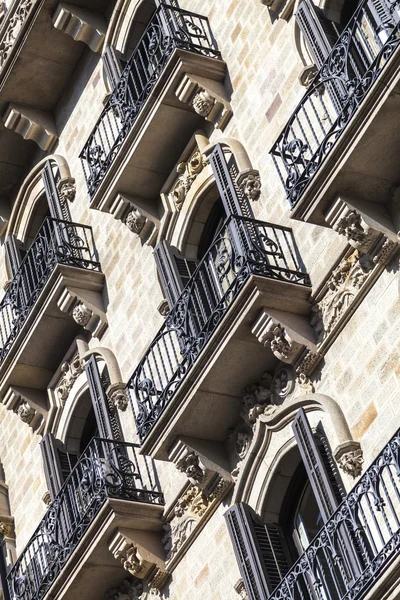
128 215 311 459
0 0 109 223
6 437 164 600
266 425 400 600
0 217 104 395
270 0 400 224
80 4 225 213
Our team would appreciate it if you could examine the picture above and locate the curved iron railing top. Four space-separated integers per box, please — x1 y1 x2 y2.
6 437 164 600
128 214 310 442
266 425 400 600
80 3 221 198
0 217 100 365
270 0 400 208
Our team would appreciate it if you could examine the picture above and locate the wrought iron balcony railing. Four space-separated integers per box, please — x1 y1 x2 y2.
270 0 400 208
267 425 400 600
6 437 164 600
0 217 100 364
80 3 221 198
128 214 310 442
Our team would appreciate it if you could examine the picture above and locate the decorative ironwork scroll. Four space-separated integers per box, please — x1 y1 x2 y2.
127 214 310 442
270 0 400 208
0 217 100 364
80 4 221 198
6 438 164 600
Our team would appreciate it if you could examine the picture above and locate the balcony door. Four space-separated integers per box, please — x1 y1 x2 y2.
40 357 124 502
154 143 255 312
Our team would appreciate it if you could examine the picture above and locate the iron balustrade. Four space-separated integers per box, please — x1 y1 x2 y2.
270 0 400 208
80 4 221 198
6 437 164 600
267 425 400 600
0 217 100 364
128 214 310 442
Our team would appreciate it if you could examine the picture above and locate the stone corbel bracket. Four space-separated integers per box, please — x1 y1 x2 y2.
109 528 167 580
2 386 46 433
3 104 58 151
57 286 107 339
110 193 159 247
252 307 317 364
334 440 364 479
53 2 106 52
0 515 15 543
175 73 232 131
325 195 399 253
168 436 233 491
106 381 129 412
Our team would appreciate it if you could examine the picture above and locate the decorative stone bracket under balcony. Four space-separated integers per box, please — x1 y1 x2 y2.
127 214 311 460
6 437 165 600
0 217 106 400
270 0 400 225
80 3 230 216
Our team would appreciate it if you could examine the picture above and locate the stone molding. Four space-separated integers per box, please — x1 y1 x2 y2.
52 2 106 53
175 73 232 131
3 104 58 151
56 355 85 406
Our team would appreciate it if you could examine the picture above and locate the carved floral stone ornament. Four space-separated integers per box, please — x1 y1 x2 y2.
72 302 92 327
334 441 364 478
0 0 36 70
310 251 371 343
113 542 151 578
17 401 35 424
191 89 215 117
237 170 262 202
125 209 147 235
176 451 207 486
56 355 84 405
107 383 129 412
57 177 76 203
171 150 205 210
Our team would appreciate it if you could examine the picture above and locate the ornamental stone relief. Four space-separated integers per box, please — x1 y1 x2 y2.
237 170 262 203
72 302 92 326
16 400 35 424
125 209 147 235
111 535 153 579
56 355 84 405
310 251 371 343
162 476 230 563
57 177 76 203
106 382 129 412
170 150 206 211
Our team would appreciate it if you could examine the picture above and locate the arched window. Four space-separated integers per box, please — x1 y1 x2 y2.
225 409 350 600
40 356 124 501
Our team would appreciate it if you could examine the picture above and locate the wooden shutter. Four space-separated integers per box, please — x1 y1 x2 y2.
40 433 64 501
296 0 339 68
209 144 253 220
292 408 339 521
42 161 71 222
225 503 291 600
85 354 123 441
370 0 392 28
4 235 21 278
103 46 123 90
0 538 10 600
154 240 197 308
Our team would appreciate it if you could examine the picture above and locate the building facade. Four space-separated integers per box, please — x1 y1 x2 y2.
0 0 398 599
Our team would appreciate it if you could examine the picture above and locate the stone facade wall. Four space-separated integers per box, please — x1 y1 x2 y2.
0 0 398 599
